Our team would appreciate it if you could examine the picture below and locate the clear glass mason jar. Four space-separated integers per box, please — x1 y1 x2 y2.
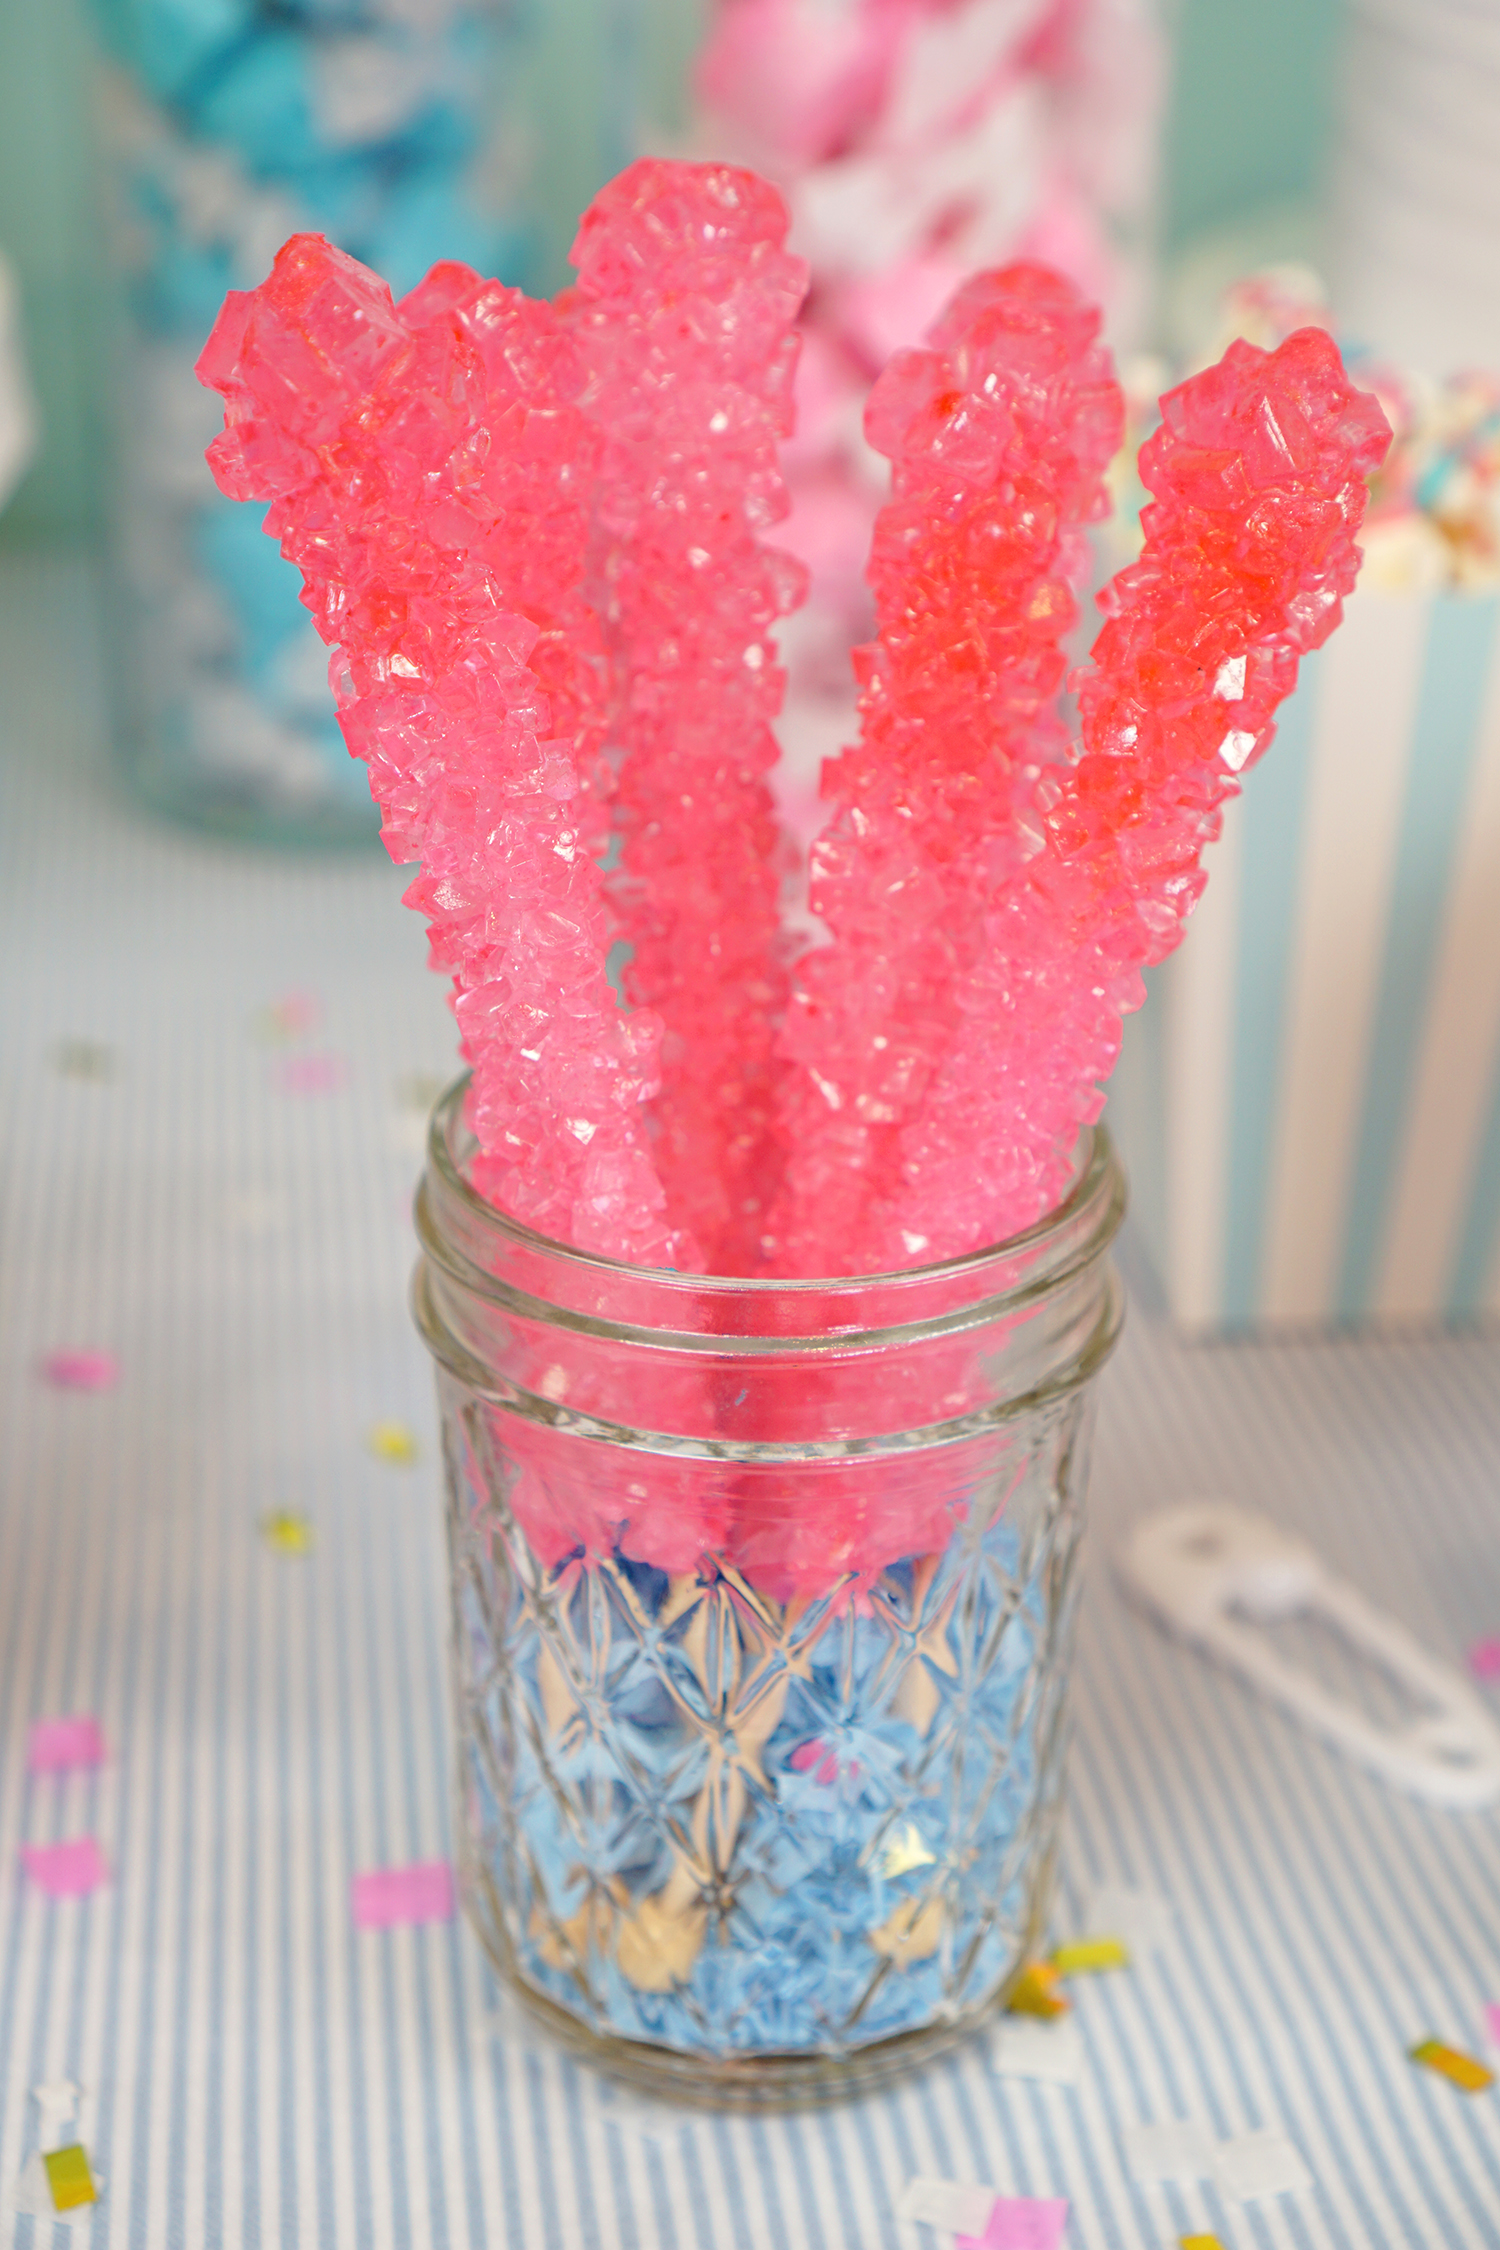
414 1079 1126 2107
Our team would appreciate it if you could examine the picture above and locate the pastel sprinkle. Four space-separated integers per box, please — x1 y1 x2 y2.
1005 1961 1069 2019
40 1351 118 1392
352 1859 455 1929
21 1837 109 1898
1180 2238 1225 2249
52 1039 116 1081
990 2016 1085 2085
1052 1935 1129 1976
252 990 321 1044
1085 1883 1173 1952
276 1052 348 1094
1121 2119 1215 2182
1210 2129 1312 2201
1484 2001 1500 2048
897 2180 999 2235
1468 1638 1500 1681
367 1422 419 1465
957 2193 1070 2249
1410 2037 1494 2092
261 1511 315 1557
877 1822 937 1877
43 2144 97 2212
28 1718 105 1774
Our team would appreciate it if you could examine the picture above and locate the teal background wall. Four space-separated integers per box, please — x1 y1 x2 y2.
0 0 1343 545
0 0 103 542
1163 0 1344 246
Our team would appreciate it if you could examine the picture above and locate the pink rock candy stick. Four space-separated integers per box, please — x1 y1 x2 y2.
765 264 1122 1276
197 165 1388 1306
864 328 1390 1263
560 164 809 1271
197 236 683 1265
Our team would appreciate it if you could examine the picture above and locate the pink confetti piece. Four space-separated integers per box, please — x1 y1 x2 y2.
20 1838 109 1898
276 1053 349 1095
1484 2001 1500 2049
39 1351 118 1392
351 1859 454 1929
27 1718 105 1774
958 2195 1070 2249
1468 1638 1500 1680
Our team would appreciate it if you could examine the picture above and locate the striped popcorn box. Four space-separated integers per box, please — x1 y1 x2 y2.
1108 587 1500 1329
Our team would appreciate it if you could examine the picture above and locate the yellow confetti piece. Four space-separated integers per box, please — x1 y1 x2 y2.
1052 1936 1131 1976
44 2144 97 2211
1410 2037 1494 2092
1180 2236 1225 2249
1005 1960 1070 2018
261 1511 315 1557
877 1822 937 1878
368 1421 419 1465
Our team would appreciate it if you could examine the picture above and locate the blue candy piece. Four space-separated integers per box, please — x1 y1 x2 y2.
296 714 371 810
275 0 370 23
266 152 383 247
361 166 523 301
194 501 308 677
456 1489 1058 2061
136 236 238 337
191 28 328 171
192 25 483 178
92 0 253 107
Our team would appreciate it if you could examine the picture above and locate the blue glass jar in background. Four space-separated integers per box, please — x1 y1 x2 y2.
94 0 536 845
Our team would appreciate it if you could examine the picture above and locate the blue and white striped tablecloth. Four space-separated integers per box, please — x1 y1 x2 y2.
4 554 1500 2247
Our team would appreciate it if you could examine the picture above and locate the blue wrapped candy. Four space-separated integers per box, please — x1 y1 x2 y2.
97 0 535 840
459 1517 1055 2063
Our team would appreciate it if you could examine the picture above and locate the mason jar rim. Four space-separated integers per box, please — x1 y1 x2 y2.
417 1074 1126 1358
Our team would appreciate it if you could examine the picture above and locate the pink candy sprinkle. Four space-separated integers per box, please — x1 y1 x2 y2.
1468 1638 1500 1680
21 1838 109 1898
958 2196 1071 2250
1485 2001 1500 2049
40 1351 118 1392
264 989 321 1041
28 1718 105 1774
276 1053 348 1095
351 1859 455 1929
788 1739 856 1785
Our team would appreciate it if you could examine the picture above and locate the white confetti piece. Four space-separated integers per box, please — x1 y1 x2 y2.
1212 2130 1312 2202
1120 2119 1215 2182
897 2177 999 2234
989 2015 1085 2085
1084 1882 1174 1953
